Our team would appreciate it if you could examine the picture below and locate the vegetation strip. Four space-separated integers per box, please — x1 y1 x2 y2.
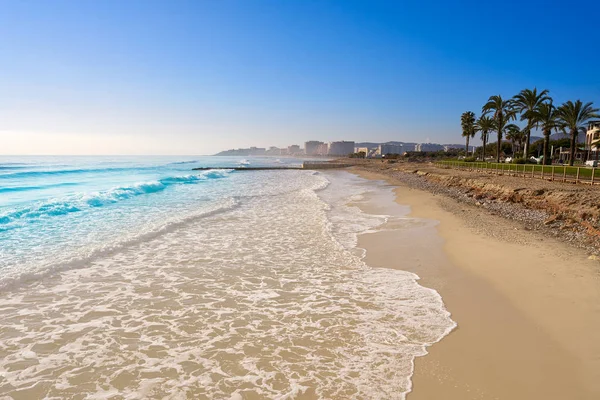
436 161 599 183
461 88 599 166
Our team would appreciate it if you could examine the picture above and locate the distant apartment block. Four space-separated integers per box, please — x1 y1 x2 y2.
304 141 325 156
328 141 355 156
265 146 281 155
377 144 403 156
287 145 301 155
249 147 266 155
317 143 329 155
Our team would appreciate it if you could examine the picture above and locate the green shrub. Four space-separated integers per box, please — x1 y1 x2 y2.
513 157 526 164
464 156 477 162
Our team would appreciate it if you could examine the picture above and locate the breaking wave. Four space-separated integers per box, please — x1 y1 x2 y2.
0 197 240 291
0 170 232 230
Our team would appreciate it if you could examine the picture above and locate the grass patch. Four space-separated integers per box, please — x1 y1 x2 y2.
436 161 600 180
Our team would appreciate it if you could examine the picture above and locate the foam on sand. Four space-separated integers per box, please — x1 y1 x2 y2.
0 170 455 399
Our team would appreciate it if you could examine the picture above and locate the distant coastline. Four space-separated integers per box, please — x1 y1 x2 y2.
213 140 476 157
213 132 585 158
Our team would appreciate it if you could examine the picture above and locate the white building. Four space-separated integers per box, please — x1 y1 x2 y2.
328 141 355 156
586 120 600 151
304 141 324 156
287 145 301 155
317 143 329 155
378 144 403 156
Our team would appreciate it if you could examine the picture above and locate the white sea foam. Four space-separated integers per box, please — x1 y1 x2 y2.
0 197 240 291
0 170 455 399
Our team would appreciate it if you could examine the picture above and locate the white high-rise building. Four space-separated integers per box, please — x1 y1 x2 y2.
287 145 301 155
304 141 324 155
328 141 355 156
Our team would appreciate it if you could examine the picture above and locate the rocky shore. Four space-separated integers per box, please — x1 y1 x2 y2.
349 160 600 256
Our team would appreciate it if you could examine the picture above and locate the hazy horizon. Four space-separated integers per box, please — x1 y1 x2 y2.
2 0 599 155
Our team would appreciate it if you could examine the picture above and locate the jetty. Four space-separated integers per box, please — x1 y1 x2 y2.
192 161 352 171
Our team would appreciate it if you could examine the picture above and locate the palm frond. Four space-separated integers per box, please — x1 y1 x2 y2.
461 111 477 138
557 100 600 130
512 88 551 113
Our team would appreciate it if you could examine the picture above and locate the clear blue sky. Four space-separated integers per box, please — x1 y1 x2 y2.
1 0 599 154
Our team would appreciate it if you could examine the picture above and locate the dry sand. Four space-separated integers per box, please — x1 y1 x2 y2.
353 169 600 400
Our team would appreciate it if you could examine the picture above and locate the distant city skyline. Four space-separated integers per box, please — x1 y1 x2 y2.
1 1 599 155
215 138 473 157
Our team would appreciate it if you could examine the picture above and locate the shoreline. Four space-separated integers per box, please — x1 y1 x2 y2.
351 168 600 399
344 159 600 254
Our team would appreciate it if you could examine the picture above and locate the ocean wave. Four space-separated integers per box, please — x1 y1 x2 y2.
0 202 82 227
0 197 240 291
0 182 79 193
0 170 232 229
85 181 167 207
0 162 31 169
0 166 158 180
166 160 199 165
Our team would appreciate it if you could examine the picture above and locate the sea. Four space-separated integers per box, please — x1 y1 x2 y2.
0 156 455 399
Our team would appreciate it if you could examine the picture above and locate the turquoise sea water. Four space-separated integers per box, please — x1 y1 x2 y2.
0 156 455 398
0 156 304 287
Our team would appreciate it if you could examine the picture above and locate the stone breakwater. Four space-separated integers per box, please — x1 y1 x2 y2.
351 161 600 255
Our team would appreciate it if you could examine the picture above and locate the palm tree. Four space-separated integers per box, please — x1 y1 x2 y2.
505 124 524 155
556 100 599 166
461 111 476 155
534 101 561 165
482 95 517 162
512 88 550 158
475 115 495 161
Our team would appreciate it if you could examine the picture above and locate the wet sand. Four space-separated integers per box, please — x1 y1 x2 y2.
353 169 600 400
0 170 456 399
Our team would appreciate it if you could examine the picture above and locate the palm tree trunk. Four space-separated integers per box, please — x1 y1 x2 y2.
465 136 469 154
543 131 551 165
569 129 577 166
481 133 487 161
496 131 501 163
523 127 531 158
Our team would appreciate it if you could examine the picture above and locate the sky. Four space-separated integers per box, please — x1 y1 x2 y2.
1 0 599 155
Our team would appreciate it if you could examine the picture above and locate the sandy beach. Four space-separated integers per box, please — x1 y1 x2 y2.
353 168 600 400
